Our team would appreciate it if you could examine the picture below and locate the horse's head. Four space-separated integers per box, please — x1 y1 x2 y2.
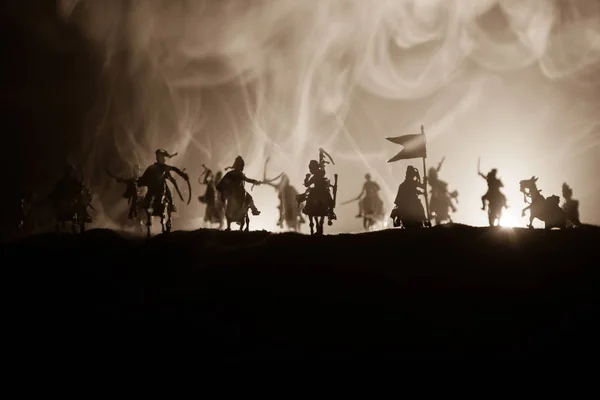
519 176 538 196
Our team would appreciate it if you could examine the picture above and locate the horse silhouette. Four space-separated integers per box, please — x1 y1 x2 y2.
519 176 566 229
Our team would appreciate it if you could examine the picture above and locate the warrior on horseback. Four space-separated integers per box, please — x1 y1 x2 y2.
49 164 94 233
355 173 383 219
561 182 581 227
477 159 507 227
137 149 191 236
106 164 144 222
479 168 506 211
296 148 338 235
340 172 384 230
519 176 566 229
297 160 336 220
198 165 225 228
262 157 304 231
427 157 458 225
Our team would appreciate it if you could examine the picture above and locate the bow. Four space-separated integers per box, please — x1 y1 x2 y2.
199 164 211 184
182 168 192 205
319 147 335 167
169 176 185 203
168 169 192 205
477 157 482 176
332 174 339 208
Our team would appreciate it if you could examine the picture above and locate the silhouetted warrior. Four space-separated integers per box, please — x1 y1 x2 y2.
270 174 305 229
198 165 225 226
355 173 382 218
391 166 427 228
49 164 93 231
297 159 336 221
107 164 143 220
395 166 425 200
428 157 458 224
562 182 581 227
50 164 82 203
479 168 506 210
216 156 261 216
138 149 190 217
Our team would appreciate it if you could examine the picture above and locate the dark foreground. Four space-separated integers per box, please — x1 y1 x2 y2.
3 225 600 360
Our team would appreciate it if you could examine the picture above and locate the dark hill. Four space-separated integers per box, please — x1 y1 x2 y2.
3 225 600 360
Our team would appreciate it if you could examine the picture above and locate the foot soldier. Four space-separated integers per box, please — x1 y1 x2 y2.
107 164 144 223
427 157 458 225
296 148 338 235
137 149 191 236
217 156 261 216
561 182 581 227
198 165 225 228
49 164 94 233
390 166 427 228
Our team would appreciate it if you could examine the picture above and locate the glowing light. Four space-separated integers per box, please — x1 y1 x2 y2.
57 0 600 228
499 210 522 228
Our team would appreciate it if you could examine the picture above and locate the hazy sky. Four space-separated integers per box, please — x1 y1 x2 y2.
14 0 600 232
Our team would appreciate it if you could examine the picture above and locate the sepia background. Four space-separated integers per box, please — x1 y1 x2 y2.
3 0 599 233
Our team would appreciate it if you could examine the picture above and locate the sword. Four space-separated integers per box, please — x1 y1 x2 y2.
182 168 192 205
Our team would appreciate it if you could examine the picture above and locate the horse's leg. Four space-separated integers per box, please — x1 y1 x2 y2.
528 214 534 229
244 214 250 232
226 218 231 231
317 217 324 235
309 216 314 235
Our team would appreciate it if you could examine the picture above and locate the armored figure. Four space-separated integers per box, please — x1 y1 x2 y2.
137 149 191 235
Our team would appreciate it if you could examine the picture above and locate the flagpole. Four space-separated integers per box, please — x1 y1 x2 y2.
422 156 431 225
420 125 431 226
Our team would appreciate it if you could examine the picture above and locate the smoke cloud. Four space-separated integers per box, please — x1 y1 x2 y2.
58 0 600 229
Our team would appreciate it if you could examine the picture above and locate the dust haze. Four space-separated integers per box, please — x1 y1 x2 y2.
57 0 600 230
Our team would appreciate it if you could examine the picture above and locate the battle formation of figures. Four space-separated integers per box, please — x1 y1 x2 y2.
7 126 583 239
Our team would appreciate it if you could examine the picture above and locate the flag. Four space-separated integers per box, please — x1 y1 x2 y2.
385 133 427 162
